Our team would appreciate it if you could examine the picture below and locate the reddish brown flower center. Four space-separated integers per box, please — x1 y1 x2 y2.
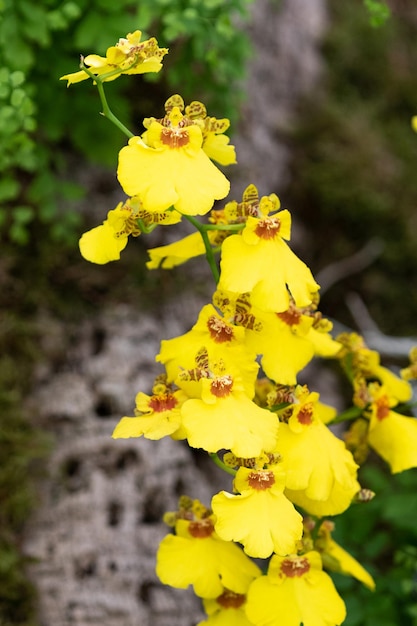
211 375 233 398
148 393 178 413
247 470 275 490
297 403 314 425
277 308 301 326
375 395 390 421
217 590 246 609
207 315 234 343
254 217 281 240
188 518 215 538
160 127 190 148
280 556 310 578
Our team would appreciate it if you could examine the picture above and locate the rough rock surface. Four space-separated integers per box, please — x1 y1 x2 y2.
23 1 328 625
26 303 224 626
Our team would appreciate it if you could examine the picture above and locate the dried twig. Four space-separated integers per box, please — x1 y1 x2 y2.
345 291 417 359
316 238 384 295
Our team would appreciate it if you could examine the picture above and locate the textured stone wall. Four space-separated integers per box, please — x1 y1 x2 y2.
23 1 328 624
25 304 221 626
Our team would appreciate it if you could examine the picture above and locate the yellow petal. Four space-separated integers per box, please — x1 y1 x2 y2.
112 413 181 439
156 529 260 599
369 410 417 473
79 222 128 264
374 365 412 403
245 310 314 385
60 70 90 85
82 53 108 68
278 421 360 515
246 552 346 626
203 133 237 166
124 59 163 74
219 233 318 313
323 538 375 590
118 136 230 215
212 468 303 558
181 393 278 458
146 232 206 269
105 47 126 65
246 575 301 626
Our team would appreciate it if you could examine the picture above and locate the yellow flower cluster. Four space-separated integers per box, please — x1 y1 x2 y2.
65 34 417 626
76 94 235 263
155 498 357 626
110 184 393 626
337 333 417 473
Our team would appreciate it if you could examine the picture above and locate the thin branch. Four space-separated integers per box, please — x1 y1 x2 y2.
316 238 384 295
346 291 417 358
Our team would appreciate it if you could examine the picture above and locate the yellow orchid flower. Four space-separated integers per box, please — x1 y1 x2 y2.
60 30 168 85
144 95 237 166
157 303 258 398
112 378 187 441
214 291 340 385
79 201 137 264
337 332 412 403
218 209 319 313
180 373 279 458
245 552 346 626
156 517 260 599
314 520 375 591
79 197 181 264
274 388 360 516
212 466 303 558
367 382 417 473
117 103 230 215
199 588 254 626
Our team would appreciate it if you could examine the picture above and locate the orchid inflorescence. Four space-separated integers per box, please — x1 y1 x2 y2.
61 31 417 626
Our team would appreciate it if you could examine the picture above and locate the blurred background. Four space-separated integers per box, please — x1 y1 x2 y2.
1 0 417 624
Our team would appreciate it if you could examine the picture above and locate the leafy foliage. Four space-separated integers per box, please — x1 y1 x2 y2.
363 0 391 28
0 0 253 245
332 462 417 626
135 0 253 114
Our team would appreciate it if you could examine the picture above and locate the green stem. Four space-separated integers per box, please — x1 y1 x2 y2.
203 223 245 232
268 401 291 413
328 406 364 425
137 218 158 234
79 60 134 139
96 80 134 138
210 453 237 477
184 215 220 284
310 516 324 542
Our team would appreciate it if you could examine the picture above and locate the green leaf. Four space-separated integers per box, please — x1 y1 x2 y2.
0 83 10 99
363 0 391 28
10 88 26 107
17 1 50 46
62 2 82 20
383 493 417 532
0 178 20 202
13 205 34 223
9 71 25 88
